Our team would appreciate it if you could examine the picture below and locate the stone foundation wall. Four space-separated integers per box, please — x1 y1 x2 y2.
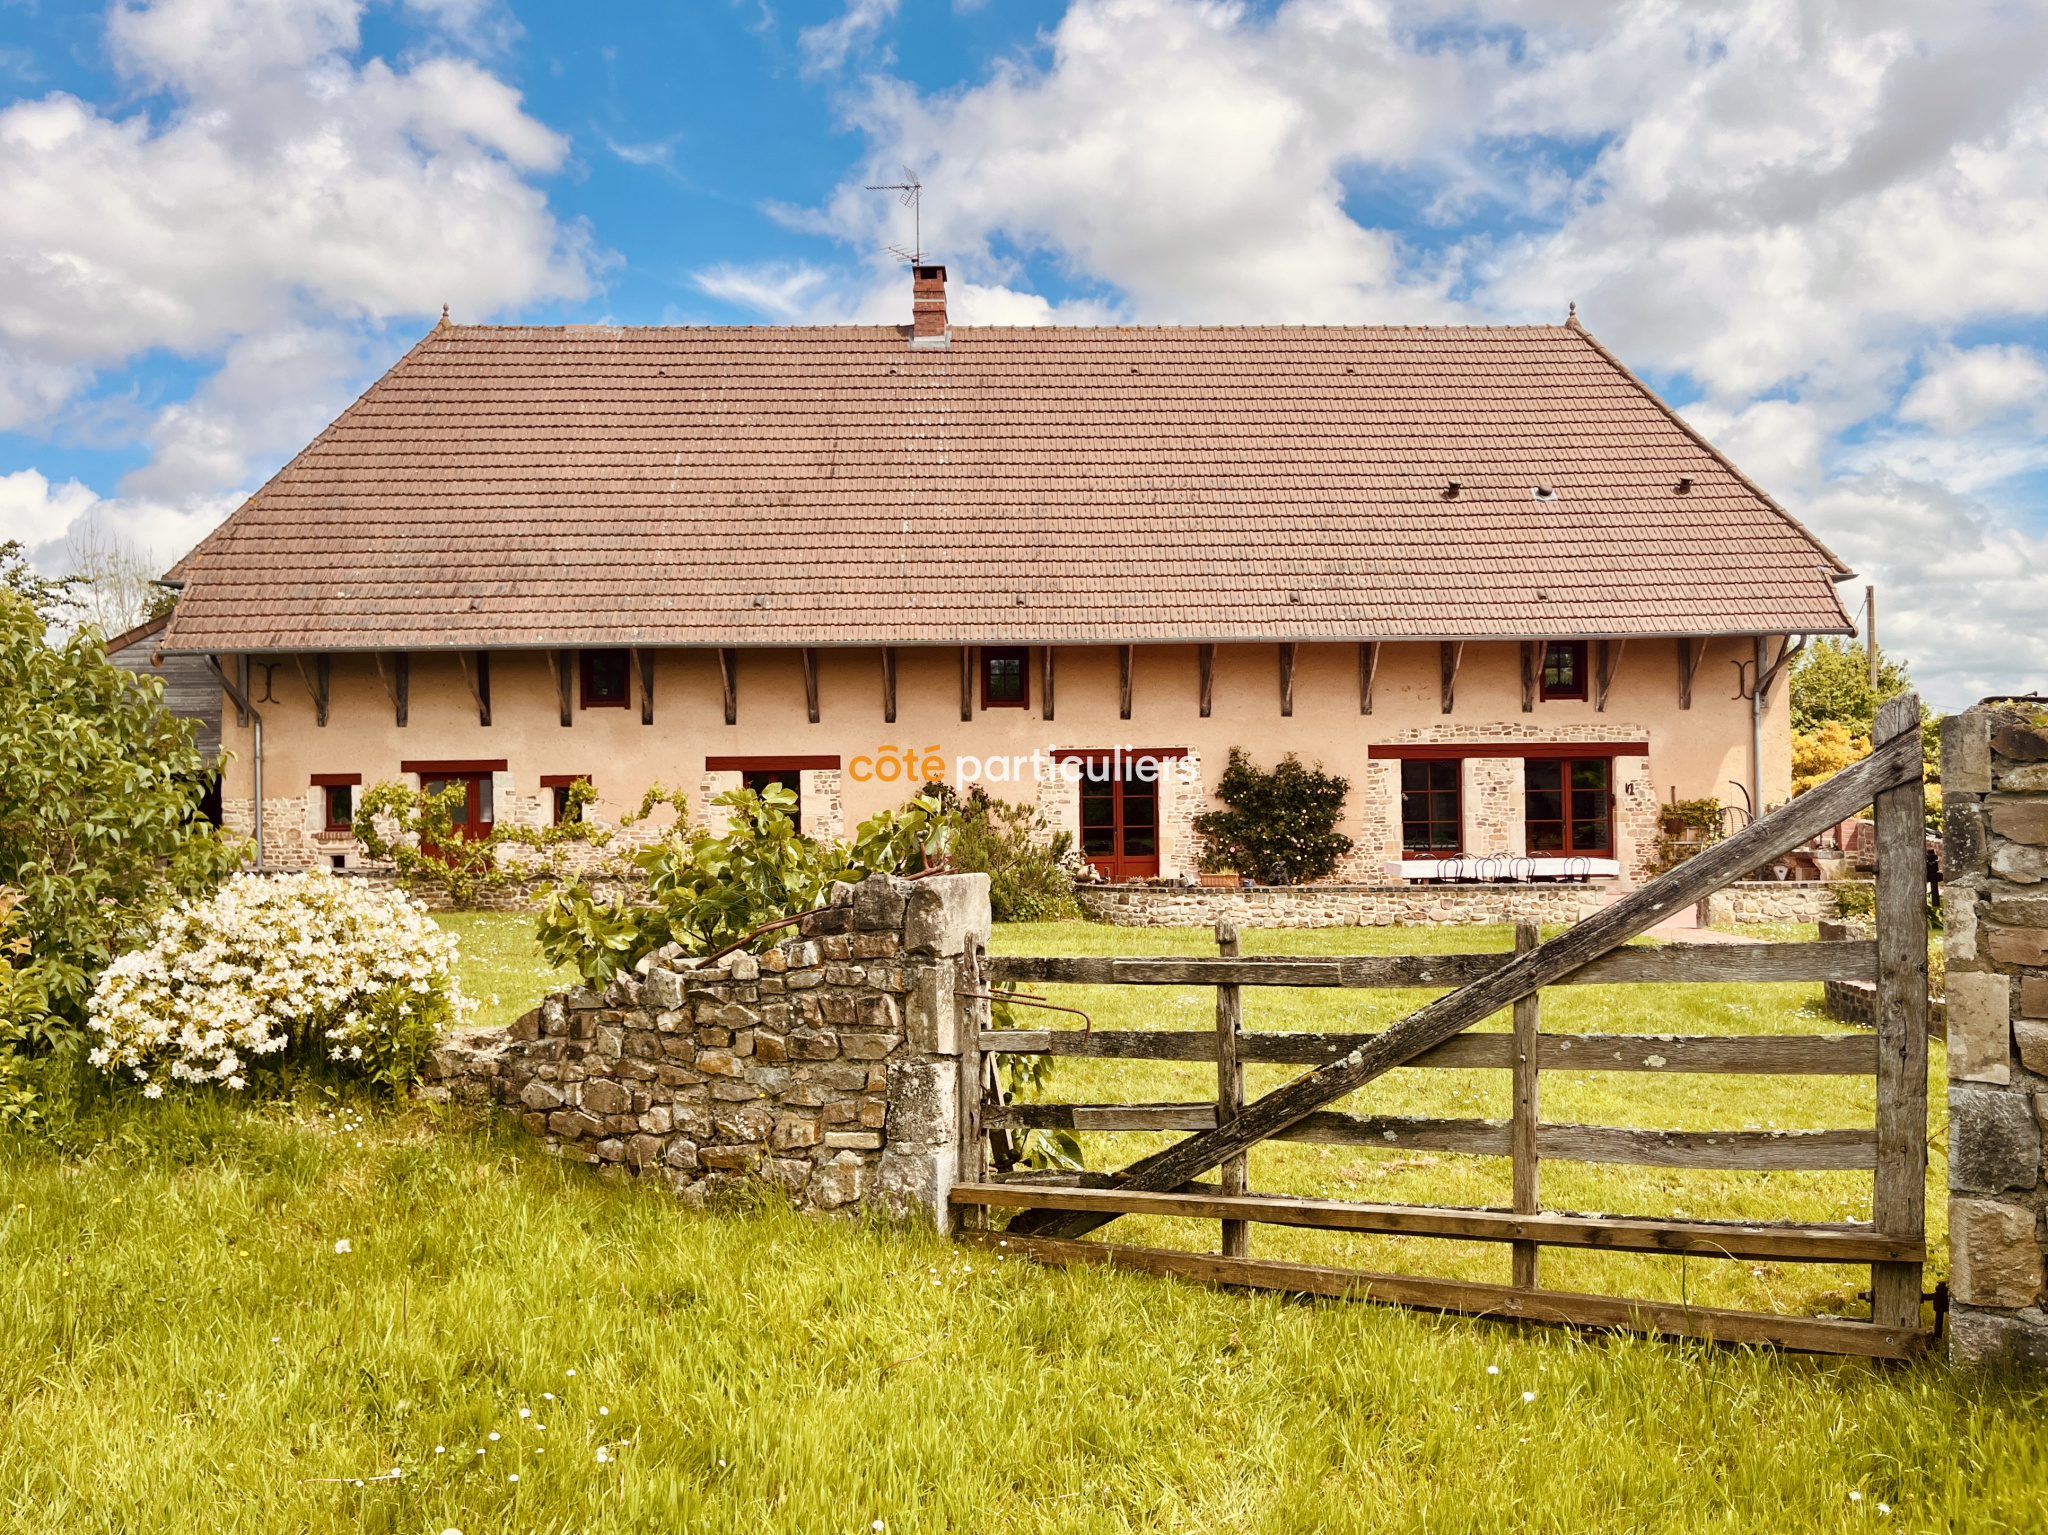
1703 881 1862 926
1076 882 1611 928
1941 708 2048 1370
423 872 990 1226
1074 878 1861 930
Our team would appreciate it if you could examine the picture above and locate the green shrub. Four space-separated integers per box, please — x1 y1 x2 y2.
1789 637 1912 737
86 872 471 1098
535 785 957 986
1647 796 1726 875
1193 748 1353 886
940 787 1080 922
0 583 242 1118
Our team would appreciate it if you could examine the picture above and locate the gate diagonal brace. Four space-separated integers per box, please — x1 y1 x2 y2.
1006 706 1925 1242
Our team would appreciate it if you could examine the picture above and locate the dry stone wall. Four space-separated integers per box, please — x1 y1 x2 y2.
1076 882 1609 928
423 872 990 1226
1075 879 1855 930
1941 708 2048 1370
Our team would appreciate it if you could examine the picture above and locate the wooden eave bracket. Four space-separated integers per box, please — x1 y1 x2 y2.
1439 641 1464 714
1041 645 1056 722
882 647 898 724
802 647 820 724
548 649 573 727
293 653 329 727
1119 644 1134 721
459 650 491 727
1755 635 1805 707
635 647 654 726
1678 637 1707 710
1278 642 1296 717
1595 638 1627 712
1359 642 1379 715
1198 644 1215 719
719 647 738 726
374 651 408 728
1520 641 1537 713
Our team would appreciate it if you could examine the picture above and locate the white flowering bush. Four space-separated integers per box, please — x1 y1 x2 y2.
86 872 474 1096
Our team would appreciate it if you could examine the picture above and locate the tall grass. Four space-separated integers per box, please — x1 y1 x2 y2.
0 916 2034 1533
1 1105 2041 1534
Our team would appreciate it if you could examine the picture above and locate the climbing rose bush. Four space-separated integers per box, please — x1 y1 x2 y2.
86 872 474 1095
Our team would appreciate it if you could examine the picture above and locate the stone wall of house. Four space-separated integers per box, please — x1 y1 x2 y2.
422 872 991 1226
1940 708 2048 1370
1463 758 1524 858
223 776 683 876
1332 758 1402 882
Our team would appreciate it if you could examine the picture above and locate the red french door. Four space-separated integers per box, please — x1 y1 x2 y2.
421 772 495 842
1079 758 1159 880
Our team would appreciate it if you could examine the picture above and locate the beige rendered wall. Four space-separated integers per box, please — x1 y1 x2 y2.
214 637 1792 883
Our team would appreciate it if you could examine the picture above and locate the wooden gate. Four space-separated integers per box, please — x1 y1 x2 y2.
950 696 1934 1357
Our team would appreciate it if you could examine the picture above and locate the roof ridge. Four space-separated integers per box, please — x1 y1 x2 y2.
428 321 1583 337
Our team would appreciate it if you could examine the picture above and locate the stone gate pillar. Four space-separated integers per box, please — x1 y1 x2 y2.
1941 707 2048 1367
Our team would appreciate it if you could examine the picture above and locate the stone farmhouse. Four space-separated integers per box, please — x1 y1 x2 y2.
154 268 1854 887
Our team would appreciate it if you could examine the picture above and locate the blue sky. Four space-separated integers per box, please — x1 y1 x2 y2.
2 0 2045 708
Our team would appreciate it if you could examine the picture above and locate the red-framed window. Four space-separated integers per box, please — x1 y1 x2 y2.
742 769 803 834
581 648 631 708
1075 756 1159 880
980 646 1030 709
541 773 589 826
1540 641 1588 701
1524 758 1612 853
1400 759 1461 854
313 773 361 833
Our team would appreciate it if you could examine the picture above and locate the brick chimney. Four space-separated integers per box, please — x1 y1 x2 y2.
910 264 948 348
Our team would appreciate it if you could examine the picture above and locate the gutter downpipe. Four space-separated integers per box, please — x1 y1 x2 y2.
1752 635 1766 823
206 656 263 871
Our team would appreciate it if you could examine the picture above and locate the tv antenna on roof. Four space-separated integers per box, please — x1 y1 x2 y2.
865 167 924 264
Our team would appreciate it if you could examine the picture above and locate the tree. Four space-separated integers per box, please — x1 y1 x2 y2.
1792 720 1871 796
1789 637 1911 737
62 522 167 636
1193 748 1353 886
0 589 244 1104
0 540 84 624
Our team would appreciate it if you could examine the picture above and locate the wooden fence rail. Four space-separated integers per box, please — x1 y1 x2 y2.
953 695 1933 1356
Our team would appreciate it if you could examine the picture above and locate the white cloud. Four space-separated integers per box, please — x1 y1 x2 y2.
1898 345 2048 436
0 466 229 588
826 0 1475 324
800 0 903 76
1802 470 2048 703
0 0 591 551
0 469 101 552
692 261 843 322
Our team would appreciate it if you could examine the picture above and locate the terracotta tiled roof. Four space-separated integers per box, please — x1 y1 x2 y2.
160 320 1853 653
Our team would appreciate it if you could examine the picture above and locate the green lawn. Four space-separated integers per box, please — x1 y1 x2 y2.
0 915 2036 1534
